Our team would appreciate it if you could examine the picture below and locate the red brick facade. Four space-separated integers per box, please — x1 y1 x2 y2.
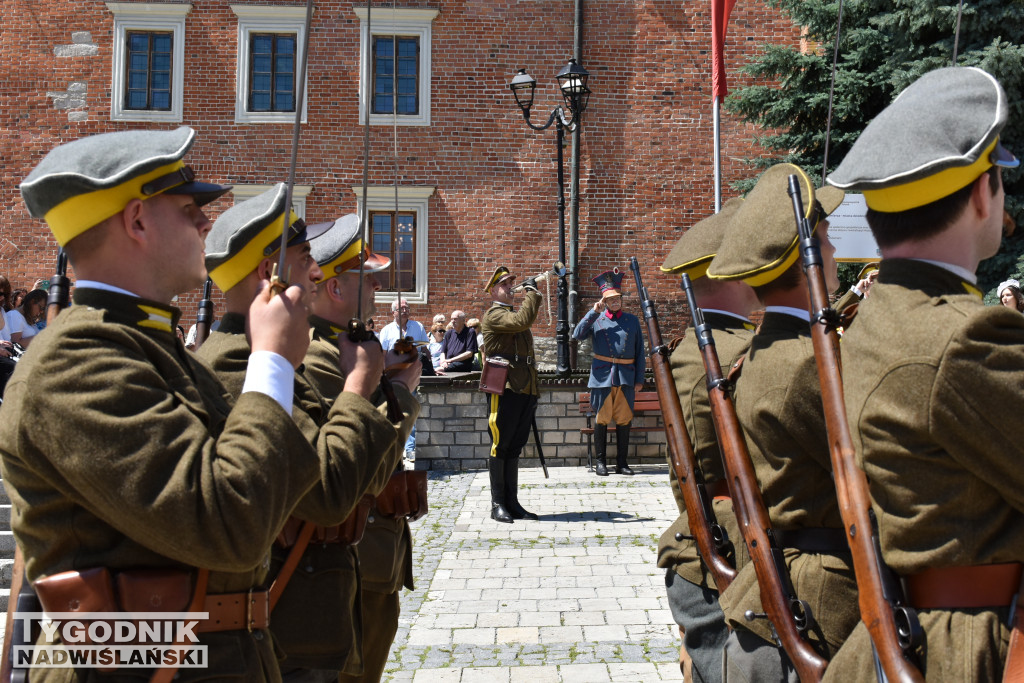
1 0 796 341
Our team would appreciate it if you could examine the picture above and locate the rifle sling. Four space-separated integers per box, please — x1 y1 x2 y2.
773 527 849 554
904 562 1021 610
269 520 316 611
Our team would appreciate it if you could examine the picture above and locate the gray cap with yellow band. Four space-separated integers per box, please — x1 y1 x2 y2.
20 126 231 247
310 213 391 280
205 183 330 293
828 66 1018 211
660 197 744 279
707 163 845 286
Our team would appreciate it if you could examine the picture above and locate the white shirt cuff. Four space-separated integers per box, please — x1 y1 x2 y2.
242 351 294 416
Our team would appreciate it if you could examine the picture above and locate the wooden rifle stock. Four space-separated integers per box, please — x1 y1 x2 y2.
681 273 827 682
787 175 924 683
628 257 736 591
193 278 214 350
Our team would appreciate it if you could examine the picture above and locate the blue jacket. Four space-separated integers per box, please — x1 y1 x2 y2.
572 308 646 388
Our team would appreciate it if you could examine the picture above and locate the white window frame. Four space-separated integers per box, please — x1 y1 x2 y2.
107 2 190 123
354 7 438 127
230 4 310 124
351 185 435 304
229 184 313 220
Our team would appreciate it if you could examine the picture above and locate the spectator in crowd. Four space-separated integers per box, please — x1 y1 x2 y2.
366 316 378 338
10 289 26 311
432 313 446 329
998 278 1024 312
428 322 445 373
440 309 479 373
176 325 187 343
466 317 484 368
10 289 47 349
0 276 25 345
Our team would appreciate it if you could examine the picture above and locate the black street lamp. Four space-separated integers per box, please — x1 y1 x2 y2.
509 58 591 377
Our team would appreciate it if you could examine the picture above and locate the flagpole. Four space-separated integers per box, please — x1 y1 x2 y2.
713 96 722 213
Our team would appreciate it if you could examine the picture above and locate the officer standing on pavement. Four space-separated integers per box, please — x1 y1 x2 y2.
657 198 759 683
306 214 422 683
823 66 1022 682
198 189 414 681
481 266 541 524
2 127 319 681
706 163 857 681
571 269 646 476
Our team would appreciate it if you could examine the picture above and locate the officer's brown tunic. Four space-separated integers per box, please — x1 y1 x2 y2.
0 289 322 681
481 290 541 396
301 316 417 683
198 312 410 673
718 311 859 659
657 312 754 586
825 259 1024 682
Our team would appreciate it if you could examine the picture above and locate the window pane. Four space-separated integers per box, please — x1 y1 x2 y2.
251 92 270 111
275 54 294 73
151 72 169 90
153 34 172 52
253 54 271 73
374 38 393 58
129 33 149 51
397 38 417 57
130 53 149 71
253 73 271 92
128 91 147 109
374 94 392 114
397 76 416 94
397 60 416 77
277 35 296 54
128 71 148 89
276 93 294 111
152 91 170 110
275 73 293 92
397 96 416 114
152 53 171 71
252 35 273 53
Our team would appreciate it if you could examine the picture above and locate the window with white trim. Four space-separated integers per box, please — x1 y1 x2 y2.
107 2 189 123
230 4 309 124
351 186 435 304
229 184 313 220
354 8 437 127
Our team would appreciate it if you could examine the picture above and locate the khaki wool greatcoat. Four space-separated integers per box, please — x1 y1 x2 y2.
718 311 859 660
824 259 1024 682
197 312 410 673
657 311 754 587
304 316 417 681
0 289 323 682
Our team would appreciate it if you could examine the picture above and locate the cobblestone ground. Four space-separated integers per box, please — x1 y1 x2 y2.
385 464 683 682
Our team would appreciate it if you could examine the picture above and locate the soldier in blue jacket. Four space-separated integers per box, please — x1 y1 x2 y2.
572 269 647 475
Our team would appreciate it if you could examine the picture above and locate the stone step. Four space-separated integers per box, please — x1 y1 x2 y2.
0 532 15 556
0 504 10 526
0 587 8 614
0 558 13 587
0 479 8 505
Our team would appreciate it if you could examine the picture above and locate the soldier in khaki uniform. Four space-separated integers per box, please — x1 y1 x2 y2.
481 267 542 524
304 215 420 683
824 67 1021 682
197 189 417 682
1 127 325 681
656 198 759 683
706 164 856 681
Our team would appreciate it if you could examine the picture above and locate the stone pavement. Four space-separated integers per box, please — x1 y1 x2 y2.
384 464 683 682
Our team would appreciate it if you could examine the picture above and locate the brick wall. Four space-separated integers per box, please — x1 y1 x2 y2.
414 377 667 471
1 0 798 341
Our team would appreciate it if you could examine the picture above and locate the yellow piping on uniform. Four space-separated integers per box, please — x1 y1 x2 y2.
488 393 500 458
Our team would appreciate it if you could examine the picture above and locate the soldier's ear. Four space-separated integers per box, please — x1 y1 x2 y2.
256 258 275 282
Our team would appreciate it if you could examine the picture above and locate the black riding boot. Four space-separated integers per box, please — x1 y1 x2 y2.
616 423 634 475
505 457 538 520
594 424 609 476
489 458 513 523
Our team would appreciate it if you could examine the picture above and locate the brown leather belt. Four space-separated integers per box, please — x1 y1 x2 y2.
593 353 634 365
904 562 1023 609
198 589 270 632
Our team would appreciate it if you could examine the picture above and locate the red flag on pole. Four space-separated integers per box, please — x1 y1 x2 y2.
711 0 738 101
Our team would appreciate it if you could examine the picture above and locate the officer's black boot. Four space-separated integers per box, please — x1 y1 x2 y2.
615 423 634 475
594 424 609 476
489 458 513 523
505 457 539 520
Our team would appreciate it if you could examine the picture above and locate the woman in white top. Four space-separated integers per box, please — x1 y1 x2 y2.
10 290 47 348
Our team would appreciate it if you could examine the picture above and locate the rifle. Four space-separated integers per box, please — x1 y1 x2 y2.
628 257 736 591
45 249 70 326
1 250 73 682
193 278 214 350
787 174 923 683
681 272 828 682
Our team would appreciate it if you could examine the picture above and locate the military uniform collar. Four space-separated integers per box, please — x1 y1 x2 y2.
492 301 513 309
878 258 983 299
764 305 811 323
73 286 182 337
702 309 755 330
309 314 347 341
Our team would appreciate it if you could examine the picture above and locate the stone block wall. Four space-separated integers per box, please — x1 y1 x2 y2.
413 376 667 471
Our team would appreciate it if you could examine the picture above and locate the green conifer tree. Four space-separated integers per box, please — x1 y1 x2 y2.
726 0 1024 297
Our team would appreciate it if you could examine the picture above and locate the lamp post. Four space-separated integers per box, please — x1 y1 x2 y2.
508 58 591 378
